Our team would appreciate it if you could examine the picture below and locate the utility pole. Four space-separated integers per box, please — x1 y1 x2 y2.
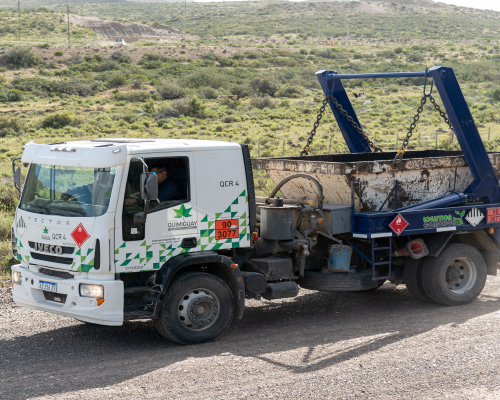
184 0 187 43
318 12 321 45
346 23 349 47
18 0 21 42
67 4 71 48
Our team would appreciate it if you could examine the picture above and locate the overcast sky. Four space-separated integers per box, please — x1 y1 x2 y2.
433 0 500 11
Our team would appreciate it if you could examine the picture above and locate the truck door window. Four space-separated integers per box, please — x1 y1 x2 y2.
122 157 190 241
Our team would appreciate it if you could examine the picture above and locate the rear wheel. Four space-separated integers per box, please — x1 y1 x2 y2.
154 272 235 344
404 258 431 302
421 243 487 306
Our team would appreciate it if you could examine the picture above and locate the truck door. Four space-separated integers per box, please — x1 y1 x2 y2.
115 152 198 274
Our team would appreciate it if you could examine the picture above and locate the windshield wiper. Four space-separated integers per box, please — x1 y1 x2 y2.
40 199 57 208
63 208 87 216
21 203 49 214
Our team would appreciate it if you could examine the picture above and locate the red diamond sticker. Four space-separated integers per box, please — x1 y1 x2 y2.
389 214 409 236
71 223 90 248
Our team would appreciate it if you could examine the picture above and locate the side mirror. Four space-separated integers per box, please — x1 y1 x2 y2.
140 172 158 201
12 158 22 193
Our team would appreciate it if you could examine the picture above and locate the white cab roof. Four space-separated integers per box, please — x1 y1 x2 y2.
21 139 241 168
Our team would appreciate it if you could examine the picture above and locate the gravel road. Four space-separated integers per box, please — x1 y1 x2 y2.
1 278 500 400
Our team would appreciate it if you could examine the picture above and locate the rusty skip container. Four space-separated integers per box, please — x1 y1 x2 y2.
252 150 500 212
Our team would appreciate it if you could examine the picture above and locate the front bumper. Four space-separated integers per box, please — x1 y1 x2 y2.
11 264 124 326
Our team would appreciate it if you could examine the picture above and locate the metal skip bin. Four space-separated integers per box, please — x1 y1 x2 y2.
252 150 500 212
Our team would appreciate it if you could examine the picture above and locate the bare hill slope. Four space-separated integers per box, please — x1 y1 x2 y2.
69 14 197 43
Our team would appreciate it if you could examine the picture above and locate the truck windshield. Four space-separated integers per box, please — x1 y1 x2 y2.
20 164 116 217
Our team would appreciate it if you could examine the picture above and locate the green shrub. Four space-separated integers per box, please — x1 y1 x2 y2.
276 85 304 98
0 214 14 240
0 240 15 276
138 53 165 69
249 78 278 96
406 52 424 63
489 88 500 102
220 96 240 110
202 87 219 99
110 52 132 64
0 47 41 69
11 77 98 97
157 81 184 100
155 106 181 120
0 116 25 137
7 89 24 102
250 95 275 109
41 111 81 129
54 51 64 57
0 183 18 213
172 96 207 118
181 69 229 90
106 71 128 88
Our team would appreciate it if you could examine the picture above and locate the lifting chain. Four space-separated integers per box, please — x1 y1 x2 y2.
328 95 382 153
300 95 382 156
393 93 455 166
428 94 455 137
300 97 328 156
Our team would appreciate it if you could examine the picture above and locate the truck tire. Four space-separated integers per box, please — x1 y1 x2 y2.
421 243 487 306
298 269 380 291
153 272 235 345
404 258 431 302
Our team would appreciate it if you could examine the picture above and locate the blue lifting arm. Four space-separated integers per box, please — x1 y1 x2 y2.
429 66 500 204
316 66 500 205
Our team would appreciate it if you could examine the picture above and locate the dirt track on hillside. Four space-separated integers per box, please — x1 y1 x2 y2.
1 278 500 399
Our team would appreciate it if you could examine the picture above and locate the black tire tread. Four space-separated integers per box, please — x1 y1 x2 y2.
153 272 234 345
421 243 487 306
404 258 431 302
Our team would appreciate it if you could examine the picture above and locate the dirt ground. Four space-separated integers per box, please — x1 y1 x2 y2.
1 278 500 400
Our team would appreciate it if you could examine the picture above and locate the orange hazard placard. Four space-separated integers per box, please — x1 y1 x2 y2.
215 219 239 240
487 208 500 223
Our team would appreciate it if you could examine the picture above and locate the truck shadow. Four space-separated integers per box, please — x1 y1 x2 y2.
1 280 499 399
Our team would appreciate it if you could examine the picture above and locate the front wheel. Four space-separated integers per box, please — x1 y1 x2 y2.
154 272 235 344
421 243 487 306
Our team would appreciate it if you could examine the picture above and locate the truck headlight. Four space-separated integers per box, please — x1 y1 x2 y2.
12 270 22 285
79 284 104 299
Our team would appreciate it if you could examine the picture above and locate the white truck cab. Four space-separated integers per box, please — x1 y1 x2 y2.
12 139 253 342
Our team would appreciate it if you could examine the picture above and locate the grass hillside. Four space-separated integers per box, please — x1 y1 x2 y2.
0 8 98 46
1 0 500 280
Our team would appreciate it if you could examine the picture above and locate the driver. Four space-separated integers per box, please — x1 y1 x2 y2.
150 165 182 202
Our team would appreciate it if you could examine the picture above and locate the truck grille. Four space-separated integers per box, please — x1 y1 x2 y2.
39 267 74 279
31 252 73 265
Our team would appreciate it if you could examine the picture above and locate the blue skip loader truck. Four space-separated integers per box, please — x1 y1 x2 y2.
253 65 500 309
11 65 500 344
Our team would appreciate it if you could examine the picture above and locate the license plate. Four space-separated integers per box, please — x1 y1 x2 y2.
39 280 57 293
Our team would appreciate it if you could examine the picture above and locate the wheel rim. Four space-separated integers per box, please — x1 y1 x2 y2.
445 257 477 294
177 288 220 331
